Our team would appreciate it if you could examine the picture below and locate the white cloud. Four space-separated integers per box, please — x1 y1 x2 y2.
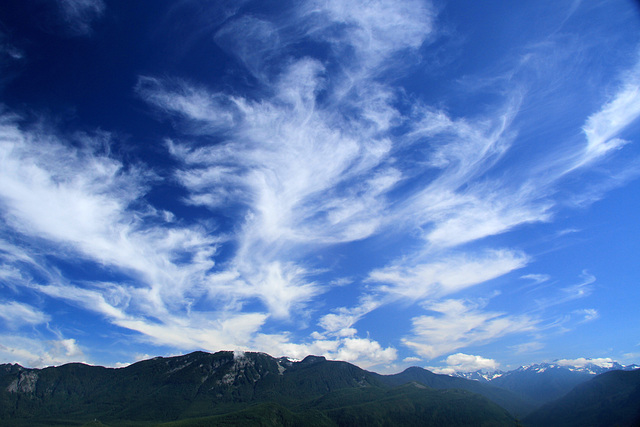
252 330 397 370
521 274 550 285
0 31 24 61
577 56 640 168
2 0 638 371
0 301 50 329
318 296 382 335
510 341 545 354
408 104 515 182
136 77 240 132
131 0 628 360
0 118 221 320
35 282 129 321
399 102 555 249
403 299 537 359
0 117 291 359
333 337 397 367
134 1 589 342
370 249 528 300
116 312 269 352
50 338 84 359
411 177 551 247
574 308 599 323
622 353 640 364
423 192 550 248
140 58 400 318
556 357 614 369
113 353 154 368
34 281 269 353
56 0 105 36
214 15 283 81
429 353 499 374
302 0 435 72
535 271 595 309
0 336 86 368
228 261 321 319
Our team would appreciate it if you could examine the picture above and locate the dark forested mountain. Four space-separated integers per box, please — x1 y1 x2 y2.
523 369 640 427
0 351 517 426
375 366 534 417
2 351 638 426
489 364 595 406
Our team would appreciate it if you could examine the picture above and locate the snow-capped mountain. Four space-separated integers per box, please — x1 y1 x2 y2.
557 361 639 375
454 360 638 382
451 359 639 405
454 369 505 382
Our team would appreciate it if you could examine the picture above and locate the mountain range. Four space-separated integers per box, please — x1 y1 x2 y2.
453 361 639 406
1 351 639 426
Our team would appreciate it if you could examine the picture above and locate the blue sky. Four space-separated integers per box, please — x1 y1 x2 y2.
0 0 639 374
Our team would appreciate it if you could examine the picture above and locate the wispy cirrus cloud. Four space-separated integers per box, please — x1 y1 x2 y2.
56 0 105 36
214 15 284 82
302 0 435 71
318 296 382 337
139 58 399 318
135 1 640 366
34 279 269 352
0 301 49 329
369 249 528 300
403 299 537 359
574 308 599 323
534 271 596 310
521 274 551 285
576 57 640 169
1 0 638 370
510 341 545 355
0 116 228 330
380 96 558 251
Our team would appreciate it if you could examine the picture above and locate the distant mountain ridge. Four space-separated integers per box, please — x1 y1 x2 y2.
0 351 517 426
373 366 533 417
451 360 639 406
1 352 638 426
454 360 639 382
524 369 640 427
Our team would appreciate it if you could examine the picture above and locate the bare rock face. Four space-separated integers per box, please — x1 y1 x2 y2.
6 371 38 394
218 351 259 386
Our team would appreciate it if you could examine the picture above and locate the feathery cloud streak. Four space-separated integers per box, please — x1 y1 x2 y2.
56 0 105 36
0 0 639 370
120 0 640 363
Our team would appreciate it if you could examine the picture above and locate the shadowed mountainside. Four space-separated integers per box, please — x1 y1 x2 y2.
0 351 517 426
375 366 533 417
489 365 596 406
523 368 640 427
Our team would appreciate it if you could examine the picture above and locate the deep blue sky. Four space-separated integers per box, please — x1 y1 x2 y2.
1 0 639 374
